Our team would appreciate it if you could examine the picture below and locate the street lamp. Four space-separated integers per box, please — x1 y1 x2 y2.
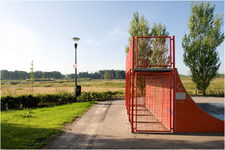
72 37 80 101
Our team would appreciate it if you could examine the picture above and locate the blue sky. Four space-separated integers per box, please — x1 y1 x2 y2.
1 0 224 75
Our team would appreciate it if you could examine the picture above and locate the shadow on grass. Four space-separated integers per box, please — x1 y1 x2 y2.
1 122 62 149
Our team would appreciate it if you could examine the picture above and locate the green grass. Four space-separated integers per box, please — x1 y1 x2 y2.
179 74 191 79
1 101 97 149
181 78 224 96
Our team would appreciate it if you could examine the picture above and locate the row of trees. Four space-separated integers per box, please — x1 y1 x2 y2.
0 69 125 80
126 1 224 95
1 70 63 80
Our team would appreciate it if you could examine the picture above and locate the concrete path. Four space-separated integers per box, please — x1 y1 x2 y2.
42 97 224 149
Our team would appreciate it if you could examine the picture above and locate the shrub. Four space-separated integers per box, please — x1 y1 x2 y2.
1 90 125 110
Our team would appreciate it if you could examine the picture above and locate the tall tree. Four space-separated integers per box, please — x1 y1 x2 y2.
125 11 170 67
149 22 170 66
125 11 150 55
182 1 224 96
29 60 35 91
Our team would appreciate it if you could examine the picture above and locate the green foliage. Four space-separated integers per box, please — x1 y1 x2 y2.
29 60 35 91
125 11 170 68
104 70 111 80
149 23 170 66
125 11 150 54
150 22 169 37
1 69 125 80
179 74 191 78
1 90 125 110
182 1 224 95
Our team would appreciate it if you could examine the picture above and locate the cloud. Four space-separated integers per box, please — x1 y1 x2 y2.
83 39 101 46
105 27 127 43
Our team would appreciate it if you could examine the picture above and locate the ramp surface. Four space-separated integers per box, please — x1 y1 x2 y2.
175 70 224 133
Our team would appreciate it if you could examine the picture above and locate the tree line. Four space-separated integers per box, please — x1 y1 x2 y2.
0 69 125 80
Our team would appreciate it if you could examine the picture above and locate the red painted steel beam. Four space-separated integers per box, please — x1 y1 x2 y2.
131 36 135 133
172 36 175 133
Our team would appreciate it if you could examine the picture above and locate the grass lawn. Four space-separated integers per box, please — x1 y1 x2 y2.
1 101 97 149
180 77 224 95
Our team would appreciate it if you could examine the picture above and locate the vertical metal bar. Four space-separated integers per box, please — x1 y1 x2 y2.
131 36 135 133
135 73 138 132
136 37 138 67
170 36 172 66
172 35 175 133
161 74 163 124
170 72 172 131
128 72 131 122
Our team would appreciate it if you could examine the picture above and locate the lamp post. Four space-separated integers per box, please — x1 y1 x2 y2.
72 37 80 101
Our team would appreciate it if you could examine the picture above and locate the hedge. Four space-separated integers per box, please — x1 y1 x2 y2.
1 90 125 110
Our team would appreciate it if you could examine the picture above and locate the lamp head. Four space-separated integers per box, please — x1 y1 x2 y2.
72 37 80 44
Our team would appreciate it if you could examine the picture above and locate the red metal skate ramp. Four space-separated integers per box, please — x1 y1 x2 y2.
175 70 224 133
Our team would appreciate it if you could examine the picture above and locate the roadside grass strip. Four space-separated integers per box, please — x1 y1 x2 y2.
1 101 97 149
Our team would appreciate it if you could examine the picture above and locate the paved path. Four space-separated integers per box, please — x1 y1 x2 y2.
42 97 224 149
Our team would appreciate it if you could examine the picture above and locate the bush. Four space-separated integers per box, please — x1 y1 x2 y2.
1 90 125 110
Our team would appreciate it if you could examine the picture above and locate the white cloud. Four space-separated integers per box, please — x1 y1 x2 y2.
83 39 101 46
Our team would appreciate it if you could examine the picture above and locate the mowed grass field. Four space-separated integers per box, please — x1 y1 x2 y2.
1 79 125 96
1 76 224 96
180 77 224 95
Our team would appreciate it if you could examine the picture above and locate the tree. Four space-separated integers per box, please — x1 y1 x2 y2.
29 60 35 91
149 22 170 66
104 70 111 80
1 70 10 80
182 1 224 96
125 11 150 54
125 11 170 67
115 70 122 79
99 70 105 79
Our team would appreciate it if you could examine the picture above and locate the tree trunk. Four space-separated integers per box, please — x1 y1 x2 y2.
202 89 206 96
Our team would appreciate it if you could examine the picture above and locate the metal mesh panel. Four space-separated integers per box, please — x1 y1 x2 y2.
135 73 171 132
136 37 171 68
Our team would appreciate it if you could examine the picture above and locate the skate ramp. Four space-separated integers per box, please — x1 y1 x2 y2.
175 70 224 133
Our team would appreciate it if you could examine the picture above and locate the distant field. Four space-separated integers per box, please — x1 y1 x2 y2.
180 77 224 95
179 74 191 78
1 77 224 96
1 79 125 96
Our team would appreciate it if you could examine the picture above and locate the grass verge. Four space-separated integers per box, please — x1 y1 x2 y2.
1 101 97 149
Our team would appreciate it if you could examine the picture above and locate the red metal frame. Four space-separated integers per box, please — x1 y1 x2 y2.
135 72 172 132
125 36 175 133
172 36 175 133
135 36 172 68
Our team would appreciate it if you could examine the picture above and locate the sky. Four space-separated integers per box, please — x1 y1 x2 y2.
0 0 224 75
